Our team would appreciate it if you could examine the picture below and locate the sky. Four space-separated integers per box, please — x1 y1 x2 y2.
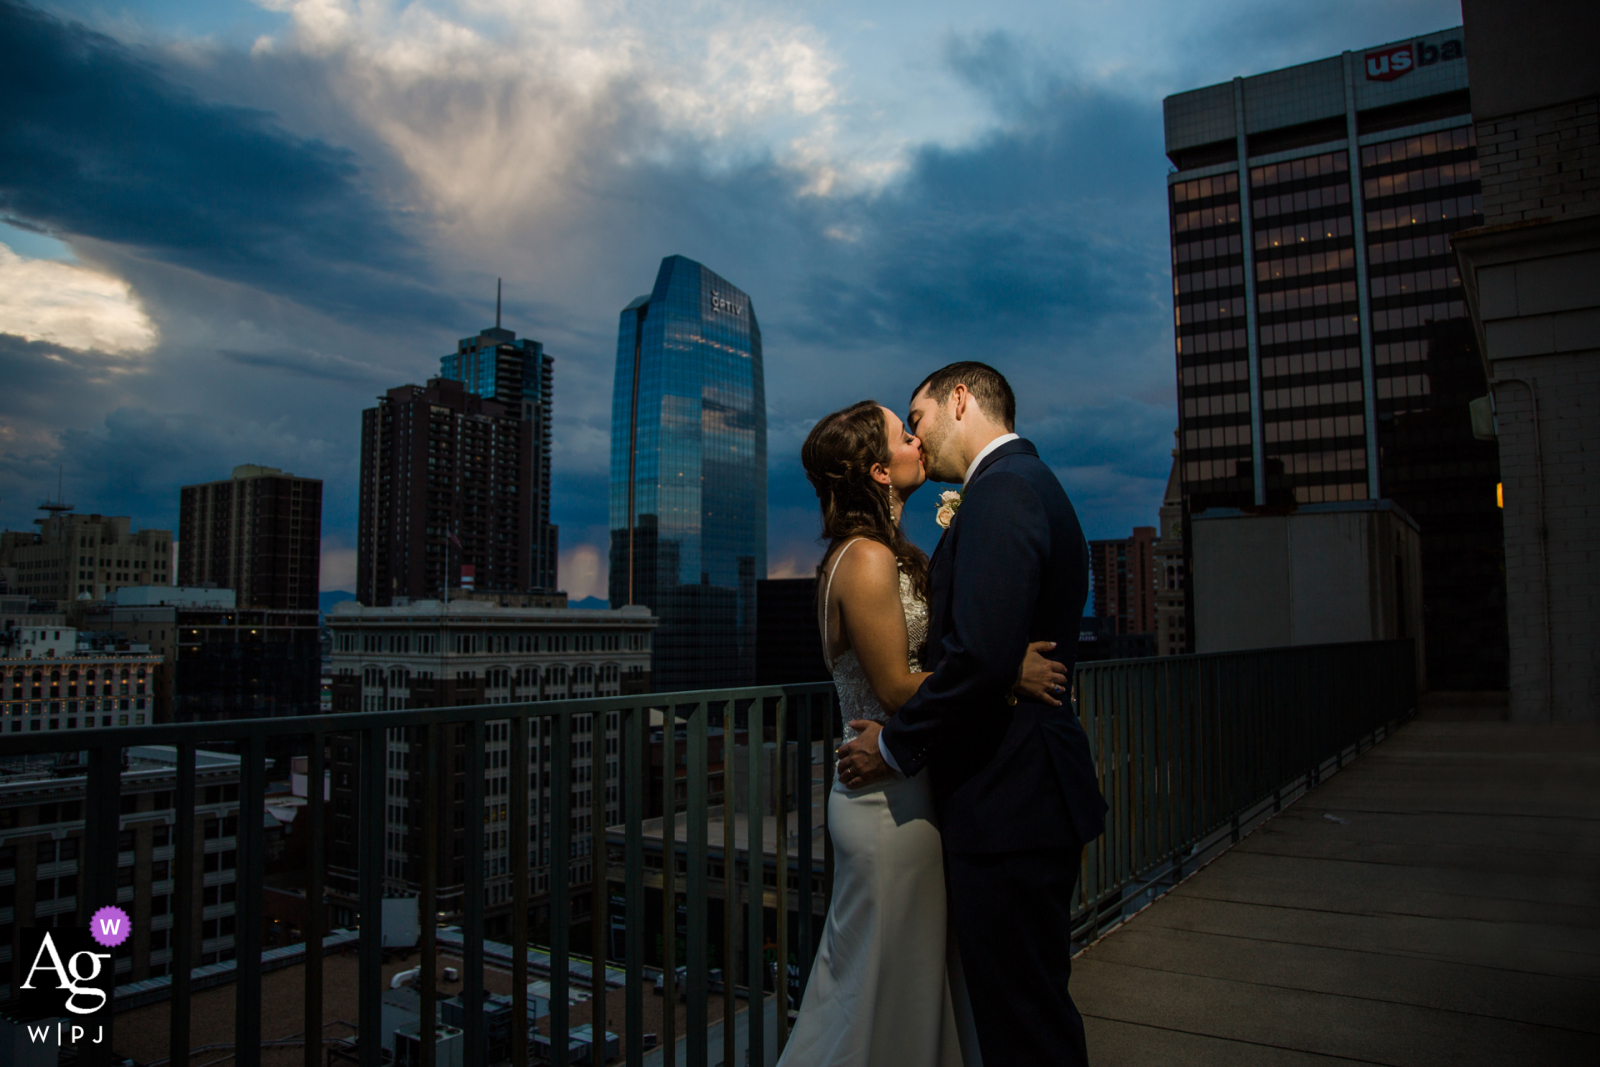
0 0 1464 600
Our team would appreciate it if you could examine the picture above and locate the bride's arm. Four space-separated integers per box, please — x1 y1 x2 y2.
830 540 931 713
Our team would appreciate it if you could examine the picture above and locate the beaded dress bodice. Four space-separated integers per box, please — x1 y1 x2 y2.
824 540 928 747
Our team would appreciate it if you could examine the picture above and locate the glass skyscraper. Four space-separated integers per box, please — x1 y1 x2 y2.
609 256 767 691
1163 27 1506 689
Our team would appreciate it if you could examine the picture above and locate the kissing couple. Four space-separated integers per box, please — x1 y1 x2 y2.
779 362 1108 1067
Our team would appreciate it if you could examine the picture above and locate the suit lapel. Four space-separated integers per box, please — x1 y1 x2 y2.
924 440 1035 665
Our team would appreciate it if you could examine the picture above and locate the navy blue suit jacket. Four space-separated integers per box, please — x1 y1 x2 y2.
882 438 1107 855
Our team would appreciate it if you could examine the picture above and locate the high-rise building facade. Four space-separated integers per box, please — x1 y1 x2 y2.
0 505 172 602
439 314 558 594
179 465 322 611
358 376 555 606
1163 27 1507 689
609 256 767 691
1089 528 1157 637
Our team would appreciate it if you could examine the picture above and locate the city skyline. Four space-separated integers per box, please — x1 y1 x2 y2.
0 0 1469 602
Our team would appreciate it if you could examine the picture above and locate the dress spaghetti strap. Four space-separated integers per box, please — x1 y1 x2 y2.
820 537 866 671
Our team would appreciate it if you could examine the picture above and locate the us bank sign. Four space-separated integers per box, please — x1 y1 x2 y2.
1365 36 1464 82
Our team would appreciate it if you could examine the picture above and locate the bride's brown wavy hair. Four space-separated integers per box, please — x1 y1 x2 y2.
801 400 929 601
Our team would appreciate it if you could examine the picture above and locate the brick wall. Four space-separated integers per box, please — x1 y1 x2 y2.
1476 97 1600 224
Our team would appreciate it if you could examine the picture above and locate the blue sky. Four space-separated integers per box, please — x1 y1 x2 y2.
0 0 1463 597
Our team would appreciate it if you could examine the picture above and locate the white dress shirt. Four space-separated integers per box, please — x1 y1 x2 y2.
875 432 1021 774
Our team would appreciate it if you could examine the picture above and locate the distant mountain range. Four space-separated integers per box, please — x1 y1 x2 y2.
319 590 357 614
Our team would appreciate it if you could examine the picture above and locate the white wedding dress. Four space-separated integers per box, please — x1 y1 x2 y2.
777 539 982 1067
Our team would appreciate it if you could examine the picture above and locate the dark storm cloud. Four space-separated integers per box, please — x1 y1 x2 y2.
791 32 1168 352
46 404 359 536
217 347 392 387
0 0 457 325
757 33 1178 556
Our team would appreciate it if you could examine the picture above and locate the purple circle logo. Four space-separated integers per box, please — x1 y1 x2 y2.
90 905 131 948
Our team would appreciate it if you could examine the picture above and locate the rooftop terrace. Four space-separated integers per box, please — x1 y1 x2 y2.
1074 701 1600 1065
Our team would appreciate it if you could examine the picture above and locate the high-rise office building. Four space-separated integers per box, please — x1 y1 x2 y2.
179 465 322 610
1163 26 1506 689
358 376 554 606
609 256 767 691
1090 528 1157 637
438 297 558 593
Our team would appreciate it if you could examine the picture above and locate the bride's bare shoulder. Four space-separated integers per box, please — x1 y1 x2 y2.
829 538 897 588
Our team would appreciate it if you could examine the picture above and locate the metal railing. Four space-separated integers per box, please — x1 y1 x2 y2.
2 639 1415 1067
1073 639 1417 939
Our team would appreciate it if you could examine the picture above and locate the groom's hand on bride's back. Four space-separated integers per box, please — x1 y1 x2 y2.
837 721 894 789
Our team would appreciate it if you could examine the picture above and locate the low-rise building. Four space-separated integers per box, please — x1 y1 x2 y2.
0 504 173 603
323 600 655 937
1 633 163 733
74 588 315 722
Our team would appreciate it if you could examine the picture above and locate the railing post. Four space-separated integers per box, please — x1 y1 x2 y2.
419 725 436 1067
723 701 738 1067
358 727 385 1067
774 694 789 1053
170 741 196 1067
306 730 326 1067
591 712 608 1067
80 742 119 1067
796 693 814 999
745 698 765 1067
552 711 572 1067
659 704 676 1067
464 719 487 1065
625 704 645 1065
687 703 709 1067
236 732 265 1067
511 714 530 1067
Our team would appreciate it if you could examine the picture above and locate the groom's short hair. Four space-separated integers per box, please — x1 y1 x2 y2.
912 362 1016 431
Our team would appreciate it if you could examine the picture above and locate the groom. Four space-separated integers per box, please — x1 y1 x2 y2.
837 361 1107 1067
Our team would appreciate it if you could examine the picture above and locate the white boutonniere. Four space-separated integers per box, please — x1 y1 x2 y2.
935 489 964 528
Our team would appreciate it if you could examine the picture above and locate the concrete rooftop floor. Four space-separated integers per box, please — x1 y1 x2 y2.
1073 704 1600 1066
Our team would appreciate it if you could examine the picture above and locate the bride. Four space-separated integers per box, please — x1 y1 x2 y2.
780 400 1069 1067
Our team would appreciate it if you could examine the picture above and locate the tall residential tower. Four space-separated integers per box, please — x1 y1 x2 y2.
358 304 559 606
179 465 322 610
438 298 559 593
609 256 767 691
1163 27 1506 689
